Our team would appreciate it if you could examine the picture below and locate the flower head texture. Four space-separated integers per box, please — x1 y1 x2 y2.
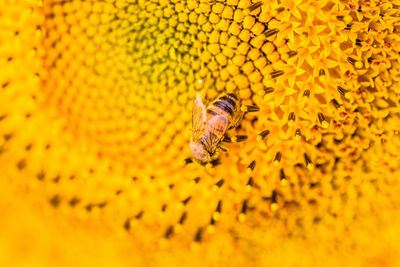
1 0 400 266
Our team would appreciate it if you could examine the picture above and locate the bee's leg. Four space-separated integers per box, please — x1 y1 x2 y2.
223 135 231 143
228 110 245 130
217 145 228 153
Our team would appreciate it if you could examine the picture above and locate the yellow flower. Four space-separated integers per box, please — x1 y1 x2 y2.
1 0 400 266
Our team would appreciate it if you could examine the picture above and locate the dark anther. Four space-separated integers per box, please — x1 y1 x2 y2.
50 195 61 207
249 1 263 11
179 212 187 224
182 196 192 205
215 179 224 188
164 225 174 239
194 227 204 242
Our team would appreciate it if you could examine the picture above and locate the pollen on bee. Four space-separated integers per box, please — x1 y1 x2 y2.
304 153 314 171
273 152 282 166
257 130 270 141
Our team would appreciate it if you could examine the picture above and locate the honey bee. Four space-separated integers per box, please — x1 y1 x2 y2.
190 93 243 163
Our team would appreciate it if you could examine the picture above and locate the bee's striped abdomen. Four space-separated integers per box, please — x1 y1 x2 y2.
208 94 238 120
213 100 234 116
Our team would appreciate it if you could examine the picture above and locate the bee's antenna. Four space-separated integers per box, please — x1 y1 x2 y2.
217 145 228 153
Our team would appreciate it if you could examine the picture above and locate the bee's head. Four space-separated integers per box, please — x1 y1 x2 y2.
190 141 213 163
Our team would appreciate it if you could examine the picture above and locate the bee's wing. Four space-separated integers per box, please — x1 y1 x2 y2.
203 115 229 152
192 94 207 141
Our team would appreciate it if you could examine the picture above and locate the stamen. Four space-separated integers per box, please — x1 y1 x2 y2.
318 112 329 129
264 87 274 94
273 151 282 166
304 153 314 170
179 212 187 224
330 99 341 109
280 169 287 186
213 179 224 191
161 204 167 212
164 225 174 238
135 211 144 219
212 201 222 221
248 1 263 11
241 105 260 112
344 24 352 30
288 112 295 126
270 190 279 211
287 51 298 58
182 196 192 205
238 200 248 222
223 135 232 143
270 70 284 78
295 128 301 141
246 160 256 174
231 135 248 142
337 86 351 99
257 130 270 141
264 28 278 37
194 227 204 242
246 177 253 191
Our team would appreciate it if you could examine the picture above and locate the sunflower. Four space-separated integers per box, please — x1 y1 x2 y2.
1 0 400 266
